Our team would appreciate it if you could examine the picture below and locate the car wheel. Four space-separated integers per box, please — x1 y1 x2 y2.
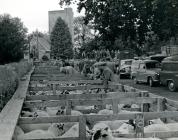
168 80 176 92
133 77 138 84
148 77 154 87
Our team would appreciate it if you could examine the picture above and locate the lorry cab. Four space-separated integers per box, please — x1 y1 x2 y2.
160 55 178 92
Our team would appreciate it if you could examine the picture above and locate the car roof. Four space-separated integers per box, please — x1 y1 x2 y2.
162 55 178 62
121 59 133 61
142 59 159 63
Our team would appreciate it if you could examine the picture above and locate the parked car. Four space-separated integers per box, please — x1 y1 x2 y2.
119 59 133 78
133 60 161 87
119 65 131 79
159 55 178 92
120 59 133 68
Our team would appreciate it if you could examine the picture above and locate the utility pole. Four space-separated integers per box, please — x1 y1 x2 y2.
36 30 39 59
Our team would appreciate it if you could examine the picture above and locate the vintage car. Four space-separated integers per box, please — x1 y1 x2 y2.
133 60 161 87
159 55 178 92
119 65 131 79
119 59 133 78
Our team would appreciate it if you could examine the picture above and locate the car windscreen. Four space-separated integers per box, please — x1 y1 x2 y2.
125 61 132 65
146 62 160 69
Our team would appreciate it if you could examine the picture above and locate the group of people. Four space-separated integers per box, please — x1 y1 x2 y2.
82 62 118 92
81 49 121 61
58 58 118 92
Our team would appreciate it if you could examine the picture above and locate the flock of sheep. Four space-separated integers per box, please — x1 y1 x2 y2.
13 91 178 140
12 65 178 140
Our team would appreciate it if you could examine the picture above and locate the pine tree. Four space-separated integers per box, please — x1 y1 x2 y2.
50 17 73 59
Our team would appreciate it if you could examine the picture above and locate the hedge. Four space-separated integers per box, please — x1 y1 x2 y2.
0 60 32 111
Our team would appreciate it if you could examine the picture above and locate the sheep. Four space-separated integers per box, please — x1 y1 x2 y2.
73 105 95 112
147 118 164 125
21 111 35 117
114 120 136 134
92 123 111 132
34 110 49 117
165 123 178 131
98 109 113 115
17 123 65 140
144 124 170 132
19 123 51 133
102 120 128 130
46 106 64 116
91 126 162 140
60 123 90 138
60 66 79 75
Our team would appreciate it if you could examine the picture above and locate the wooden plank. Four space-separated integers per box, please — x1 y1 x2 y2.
25 137 90 140
24 97 157 108
166 103 178 111
19 115 79 124
49 80 103 85
166 98 178 109
79 116 86 140
113 131 178 139
30 80 103 86
144 130 178 139
24 100 67 108
144 111 178 120
29 84 119 91
30 74 88 81
0 68 33 140
19 113 139 124
26 92 140 101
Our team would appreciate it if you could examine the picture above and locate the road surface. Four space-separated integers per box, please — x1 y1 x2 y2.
119 78 178 101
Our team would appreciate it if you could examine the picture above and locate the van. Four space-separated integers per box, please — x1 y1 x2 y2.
133 60 161 87
159 55 178 92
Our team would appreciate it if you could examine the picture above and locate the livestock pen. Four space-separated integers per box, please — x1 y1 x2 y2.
1 65 178 140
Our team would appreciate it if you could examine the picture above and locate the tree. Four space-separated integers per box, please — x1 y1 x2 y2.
50 17 73 59
60 0 178 55
0 14 27 64
74 16 94 48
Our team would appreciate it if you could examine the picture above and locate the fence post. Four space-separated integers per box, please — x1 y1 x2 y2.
112 99 119 114
135 113 144 138
139 91 149 112
79 115 87 140
157 98 167 122
66 100 72 115
52 84 56 95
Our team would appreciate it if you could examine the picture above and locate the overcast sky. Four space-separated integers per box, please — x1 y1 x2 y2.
0 0 84 33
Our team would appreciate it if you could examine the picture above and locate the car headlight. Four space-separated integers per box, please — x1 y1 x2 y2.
154 73 160 80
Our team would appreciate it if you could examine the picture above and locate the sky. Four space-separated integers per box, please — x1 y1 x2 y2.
0 0 84 33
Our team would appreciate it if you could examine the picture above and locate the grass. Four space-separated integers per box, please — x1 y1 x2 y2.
0 60 32 111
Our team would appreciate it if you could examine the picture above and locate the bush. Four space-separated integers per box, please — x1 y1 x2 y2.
0 60 32 111
42 55 49 61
